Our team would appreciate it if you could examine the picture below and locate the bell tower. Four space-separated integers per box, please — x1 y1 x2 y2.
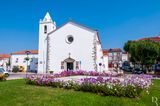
38 12 56 73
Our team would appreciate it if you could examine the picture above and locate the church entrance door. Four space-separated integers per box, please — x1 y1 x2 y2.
64 57 75 71
67 62 74 71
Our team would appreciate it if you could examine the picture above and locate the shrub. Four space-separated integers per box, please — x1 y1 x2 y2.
73 83 81 91
51 81 63 88
26 74 152 98
12 66 19 73
62 81 74 89
0 74 6 81
19 66 25 72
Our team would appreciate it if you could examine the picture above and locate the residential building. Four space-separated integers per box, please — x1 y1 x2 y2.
10 50 38 72
138 35 160 42
122 52 129 62
108 48 122 68
103 50 109 71
0 54 10 70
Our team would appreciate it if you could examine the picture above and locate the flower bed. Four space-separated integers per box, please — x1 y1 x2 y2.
26 74 152 98
52 70 123 77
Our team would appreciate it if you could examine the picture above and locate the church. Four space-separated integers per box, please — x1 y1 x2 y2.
38 12 108 74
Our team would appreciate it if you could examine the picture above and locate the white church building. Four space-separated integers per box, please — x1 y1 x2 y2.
38 12 108 73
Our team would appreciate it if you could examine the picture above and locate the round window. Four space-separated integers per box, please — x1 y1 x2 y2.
66 35 74 44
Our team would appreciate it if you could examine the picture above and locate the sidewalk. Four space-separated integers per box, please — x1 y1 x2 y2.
8 72 36 75
7 77 24 80
6 72 36 80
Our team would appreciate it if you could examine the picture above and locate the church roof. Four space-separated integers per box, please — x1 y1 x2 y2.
48 21 97 34
48 21 101 43
11 50 38 55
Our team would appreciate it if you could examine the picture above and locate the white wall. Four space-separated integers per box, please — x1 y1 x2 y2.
48 22 97 73
0 58 9 70
103 55 109 71
11 54 38 71
122 53 128 62
38 18 56 74
95 36 105 72
30 57 38 71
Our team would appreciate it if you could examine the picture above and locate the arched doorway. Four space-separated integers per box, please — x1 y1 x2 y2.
64 57 75 71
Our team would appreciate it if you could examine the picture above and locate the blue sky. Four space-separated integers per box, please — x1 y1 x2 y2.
0 0 160 53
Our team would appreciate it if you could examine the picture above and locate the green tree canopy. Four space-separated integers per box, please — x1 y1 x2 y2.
124 40 160 71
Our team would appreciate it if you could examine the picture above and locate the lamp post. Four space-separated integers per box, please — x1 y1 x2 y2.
25 51 31 78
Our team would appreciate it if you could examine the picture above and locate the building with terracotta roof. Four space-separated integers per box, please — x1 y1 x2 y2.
102 50 109 71
102 50 108 56
0 54 10 59
11 50 38 55
108 48 122 63
108 48 122 52
107 48 128 68
10 50 38 72
138 35 160 42
0 54 11 70
122 52 129 62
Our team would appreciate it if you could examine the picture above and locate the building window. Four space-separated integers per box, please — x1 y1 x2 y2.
15 58 18 63
66 35 74 44
109 53 112 56
44 25 47 34
30 58 33 62
109 57 112 60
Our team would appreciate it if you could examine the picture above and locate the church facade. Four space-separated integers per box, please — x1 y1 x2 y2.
38 12 108 73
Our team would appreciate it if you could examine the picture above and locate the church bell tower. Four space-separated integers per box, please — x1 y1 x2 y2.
38 12 56 73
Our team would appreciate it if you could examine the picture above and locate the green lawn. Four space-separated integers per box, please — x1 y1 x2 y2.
0 79 160 106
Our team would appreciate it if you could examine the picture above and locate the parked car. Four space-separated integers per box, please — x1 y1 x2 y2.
132 68 144 74
120 61 133 72
155 64 160 71
121 66 133 72
0 67 9 77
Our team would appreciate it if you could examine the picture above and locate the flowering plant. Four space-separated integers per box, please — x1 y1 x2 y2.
26 74 152 98
53 70 123 77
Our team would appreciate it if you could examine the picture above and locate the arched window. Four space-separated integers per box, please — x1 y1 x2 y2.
44 25 47 34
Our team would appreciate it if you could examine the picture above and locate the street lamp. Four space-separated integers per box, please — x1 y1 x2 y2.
25 51 31 78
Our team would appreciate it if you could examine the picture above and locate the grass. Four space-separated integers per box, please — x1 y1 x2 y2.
0 79 160 106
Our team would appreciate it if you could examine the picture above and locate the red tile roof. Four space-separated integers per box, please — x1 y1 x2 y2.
108 48 122 52
138 36 160 42
0 54 10 60
102 50 108 56
11 50 38 55
122 52 128 54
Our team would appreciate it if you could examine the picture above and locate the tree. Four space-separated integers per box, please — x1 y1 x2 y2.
124 40 159 73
